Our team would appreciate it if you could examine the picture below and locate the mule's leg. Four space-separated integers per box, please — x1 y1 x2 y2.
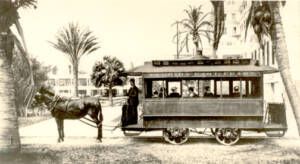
61 119 65 142
89 108 102 141
55 118 62 143
98 123 102 142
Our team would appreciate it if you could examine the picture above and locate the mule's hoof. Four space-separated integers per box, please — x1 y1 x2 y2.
98 139 102 143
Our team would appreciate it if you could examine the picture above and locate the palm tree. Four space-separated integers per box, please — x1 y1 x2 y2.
173 5 213 57
245 1 300 136
0 0 36 152
211 1 225 58
49 23 100 97
91 56 127 106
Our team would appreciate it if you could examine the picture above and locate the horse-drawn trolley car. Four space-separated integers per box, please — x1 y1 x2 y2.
122 57 287 145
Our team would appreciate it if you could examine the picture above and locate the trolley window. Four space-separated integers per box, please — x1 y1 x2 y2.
144 77 261 99
215 77 261 98
167 81 181 98
182 80 199 98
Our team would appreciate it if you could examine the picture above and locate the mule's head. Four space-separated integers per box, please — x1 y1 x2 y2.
36 87 56 110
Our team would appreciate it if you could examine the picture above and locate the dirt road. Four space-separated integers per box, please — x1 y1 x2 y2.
17 105 300 163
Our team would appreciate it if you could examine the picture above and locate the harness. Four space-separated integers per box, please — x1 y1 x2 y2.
48 95 116 129
49 95 60 112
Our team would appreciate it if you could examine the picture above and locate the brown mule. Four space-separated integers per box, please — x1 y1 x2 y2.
38 87 103 143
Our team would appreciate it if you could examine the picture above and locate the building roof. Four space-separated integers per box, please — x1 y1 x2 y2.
127 58 278 77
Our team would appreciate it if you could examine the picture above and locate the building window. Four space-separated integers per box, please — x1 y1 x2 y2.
59 90 69 93
59 79 71 86
78 90 87 97
79 78 88 86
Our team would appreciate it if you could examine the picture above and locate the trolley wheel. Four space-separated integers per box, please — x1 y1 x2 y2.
162 128 190 145
215 128 241 146
265 130 286 137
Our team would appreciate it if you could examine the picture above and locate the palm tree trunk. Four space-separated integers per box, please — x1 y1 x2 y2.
269 1 300 136
72 63 79 97
108 83 113 106
193 40 201 56
211 1 225 58
0 33 21 152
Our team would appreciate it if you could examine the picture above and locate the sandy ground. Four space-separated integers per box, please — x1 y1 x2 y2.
18 104 300 163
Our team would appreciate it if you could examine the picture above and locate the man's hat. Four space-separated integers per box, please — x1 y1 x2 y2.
234 86 239 91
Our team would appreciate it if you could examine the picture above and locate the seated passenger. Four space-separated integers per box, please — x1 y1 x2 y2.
153 90 159 98
169 87 180 98
233 86 240 97
188 87 198 97
159 87 167 98
204 86 214 97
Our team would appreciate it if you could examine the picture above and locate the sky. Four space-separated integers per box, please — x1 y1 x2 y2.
17 0 300 80
18 0 213 71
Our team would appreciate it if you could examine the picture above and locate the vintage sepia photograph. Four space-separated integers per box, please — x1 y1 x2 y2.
1 0 300 163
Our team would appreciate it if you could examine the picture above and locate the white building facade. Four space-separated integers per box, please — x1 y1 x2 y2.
47 65 136 98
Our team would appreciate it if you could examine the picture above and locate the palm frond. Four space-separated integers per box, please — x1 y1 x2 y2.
15 0 37 9
199 32 212 43
175 4 213 54
14 19 28 52
91 56 126 88
197 21 213 30
197 12 213 27
185 34 190 52
0 1 18 31
12 34 31 68
198 29 214 33
49 23 99 64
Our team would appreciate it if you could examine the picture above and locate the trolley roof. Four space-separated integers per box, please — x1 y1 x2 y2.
127 58 278 78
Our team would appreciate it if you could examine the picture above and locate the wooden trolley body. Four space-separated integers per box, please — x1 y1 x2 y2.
123 58 287 145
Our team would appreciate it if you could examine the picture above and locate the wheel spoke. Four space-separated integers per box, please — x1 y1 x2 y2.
215 128 241 146
163 128 189 145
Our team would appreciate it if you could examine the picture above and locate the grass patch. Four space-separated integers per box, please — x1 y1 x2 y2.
0 151 61 164
16 144 161 164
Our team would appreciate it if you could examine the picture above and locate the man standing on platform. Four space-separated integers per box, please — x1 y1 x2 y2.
125 78 139 125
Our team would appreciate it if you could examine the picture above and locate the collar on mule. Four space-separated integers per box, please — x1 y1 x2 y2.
49 95 61 112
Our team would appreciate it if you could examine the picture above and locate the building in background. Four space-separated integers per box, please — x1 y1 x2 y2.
47 64 136 98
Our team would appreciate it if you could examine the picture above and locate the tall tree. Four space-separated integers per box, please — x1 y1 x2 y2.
12 56 50 116
245 1 300 136
91 56 127 106
0 0 36 152
211 1 225 58
173 5 213 57
49 23 99 97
